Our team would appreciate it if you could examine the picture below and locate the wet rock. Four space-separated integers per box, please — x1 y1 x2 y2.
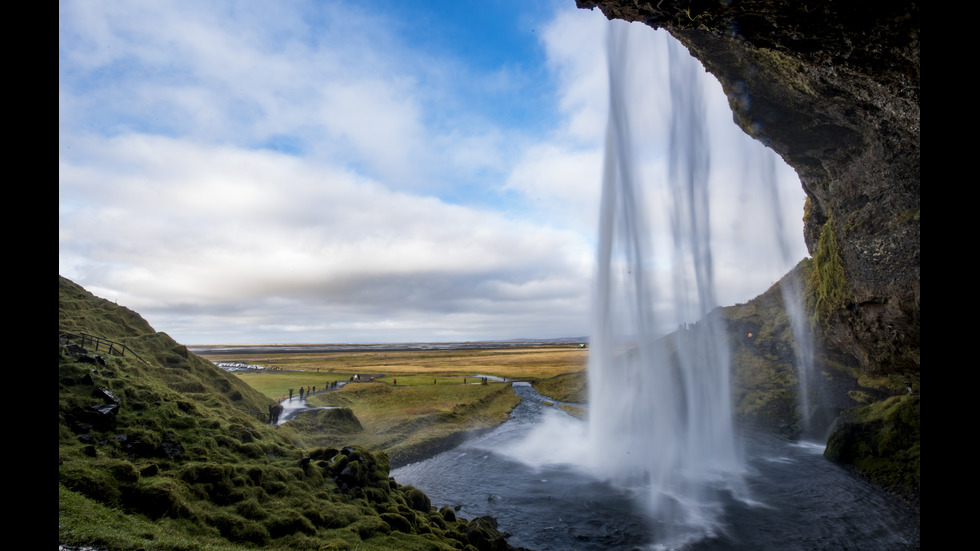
77 354 107 366
118 432 156 457
92 387 118 403
66 403 119 433
65 343 88 355
465 516 510 551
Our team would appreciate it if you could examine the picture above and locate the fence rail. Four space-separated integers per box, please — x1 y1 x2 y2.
60 332 153 366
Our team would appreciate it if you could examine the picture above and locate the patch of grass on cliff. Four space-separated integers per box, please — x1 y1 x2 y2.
805 216 853 329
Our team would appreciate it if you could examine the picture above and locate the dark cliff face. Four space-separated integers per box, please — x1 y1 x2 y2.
577 0 919 377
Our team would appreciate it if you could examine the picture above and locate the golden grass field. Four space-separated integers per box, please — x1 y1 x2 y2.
198 345 587 398
199 345 587 379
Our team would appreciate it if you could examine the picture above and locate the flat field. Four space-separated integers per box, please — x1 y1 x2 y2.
197 345 587 391
197 345 589 463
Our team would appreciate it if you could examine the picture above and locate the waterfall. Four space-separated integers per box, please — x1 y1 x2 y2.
778 258 816 433
588 22 746 545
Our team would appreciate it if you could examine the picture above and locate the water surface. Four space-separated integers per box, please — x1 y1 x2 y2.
392 383 919 551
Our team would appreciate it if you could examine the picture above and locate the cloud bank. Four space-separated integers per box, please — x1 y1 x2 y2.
59 1 807 344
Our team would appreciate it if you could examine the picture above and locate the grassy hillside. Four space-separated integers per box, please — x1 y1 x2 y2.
58 276 521 551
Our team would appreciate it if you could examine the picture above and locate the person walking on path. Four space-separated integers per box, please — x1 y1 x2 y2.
268 403 283 425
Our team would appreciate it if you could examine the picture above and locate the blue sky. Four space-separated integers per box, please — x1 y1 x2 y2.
59 0 808 344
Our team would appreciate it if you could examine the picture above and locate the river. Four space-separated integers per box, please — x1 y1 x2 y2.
391 383 919 551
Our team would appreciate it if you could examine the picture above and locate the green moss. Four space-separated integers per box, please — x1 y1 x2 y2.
896 207 920 223
403 487 432 512
348 516 392 539
60 461 123 507
211 511 271 544
266 509 318 538
824 396 919 508
379 512 414 533
846 390 873 404
805 215 852 328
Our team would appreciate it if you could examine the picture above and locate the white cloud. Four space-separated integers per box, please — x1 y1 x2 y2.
59 131 593 342
540 8 611 144
59 1 807 344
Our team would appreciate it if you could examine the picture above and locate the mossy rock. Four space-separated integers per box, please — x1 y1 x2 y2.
426 510 449 531
824 395 919 509
363 486 390 503
179 461 233 484
403 486 432 512
464 516 510 551
235 497 268 520
266 509 317 538
348 516 393 539
379 512 414 533
121 476 193 519
212 511 271 544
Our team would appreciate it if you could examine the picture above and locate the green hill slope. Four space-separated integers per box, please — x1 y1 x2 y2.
58 276 519 551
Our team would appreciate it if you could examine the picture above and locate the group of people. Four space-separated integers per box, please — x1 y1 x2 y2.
284 380 342 402
287 385 315 400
